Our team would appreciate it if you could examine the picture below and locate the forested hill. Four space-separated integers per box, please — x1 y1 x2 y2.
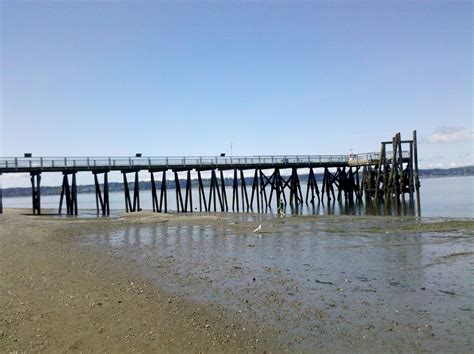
2 166 473 198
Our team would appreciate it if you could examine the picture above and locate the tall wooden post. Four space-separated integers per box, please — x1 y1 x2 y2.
413 130 421 216
375 143 385 202
388 135 398 200
409 141 415 203
397 133 405 206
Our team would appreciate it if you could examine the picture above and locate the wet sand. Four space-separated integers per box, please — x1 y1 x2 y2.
1 209 473 352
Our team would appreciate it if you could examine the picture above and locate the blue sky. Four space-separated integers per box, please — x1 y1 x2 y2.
1 0 472 187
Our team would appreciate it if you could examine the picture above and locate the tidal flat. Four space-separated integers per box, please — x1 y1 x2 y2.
1 209 473 352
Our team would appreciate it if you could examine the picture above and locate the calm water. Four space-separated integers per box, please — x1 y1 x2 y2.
3 176 473 218
81 213 474 352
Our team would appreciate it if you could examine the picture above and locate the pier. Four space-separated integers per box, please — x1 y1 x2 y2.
0 131 420 216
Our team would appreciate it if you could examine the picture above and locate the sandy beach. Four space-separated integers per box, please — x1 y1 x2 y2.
0 210 280 352
1 209 473 352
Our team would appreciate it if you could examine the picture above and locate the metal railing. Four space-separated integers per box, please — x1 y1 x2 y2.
348 151 410 165
0 152 410 171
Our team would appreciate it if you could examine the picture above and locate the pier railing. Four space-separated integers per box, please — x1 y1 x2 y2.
0 151 409 172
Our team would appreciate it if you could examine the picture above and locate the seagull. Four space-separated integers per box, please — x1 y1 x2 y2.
253 224 262 233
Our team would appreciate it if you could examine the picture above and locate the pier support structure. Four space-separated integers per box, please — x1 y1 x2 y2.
208 169 223 212
30 172 41 215
93 171 110 216
305 168 320 204
150 170 167 213
58 171 78 215
366 130 420 214
1 130 420 216
122 170 140 212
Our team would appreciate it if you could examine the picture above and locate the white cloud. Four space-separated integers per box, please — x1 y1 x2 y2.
429 126 473 143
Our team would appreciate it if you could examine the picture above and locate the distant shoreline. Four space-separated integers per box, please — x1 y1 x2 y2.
2 166 473 198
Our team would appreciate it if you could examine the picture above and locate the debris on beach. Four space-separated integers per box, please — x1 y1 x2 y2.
253 224 262 233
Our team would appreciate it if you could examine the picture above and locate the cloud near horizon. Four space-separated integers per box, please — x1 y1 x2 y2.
429 126 473 143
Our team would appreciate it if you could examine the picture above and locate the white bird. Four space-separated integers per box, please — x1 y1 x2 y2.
253 224 262 233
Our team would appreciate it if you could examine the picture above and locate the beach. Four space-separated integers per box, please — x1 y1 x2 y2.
1 209 473 352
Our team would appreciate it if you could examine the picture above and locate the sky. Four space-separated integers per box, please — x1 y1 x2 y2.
0 0 472 187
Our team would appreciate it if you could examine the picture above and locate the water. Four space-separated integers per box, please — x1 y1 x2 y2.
3 176 473 218
82 214 474 351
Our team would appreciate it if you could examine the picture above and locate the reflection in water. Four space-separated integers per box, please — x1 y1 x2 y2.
4 176 474 218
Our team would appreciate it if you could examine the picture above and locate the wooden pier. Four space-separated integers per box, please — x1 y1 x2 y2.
0 131 420 216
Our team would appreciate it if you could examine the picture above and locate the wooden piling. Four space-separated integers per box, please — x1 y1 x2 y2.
133 171 140 212
259 170 268 211
375 143 385 202
397 133 405 205
59 174 67 215
160 171 167 213
59 172 78 215
220 170 229 212
30 173 41 215
197 170 207 212
208 169 223 212
184 170 193 212
72 173 78 215
123 173 132 212
408 141 414 203
240 169 249 211
249 169 260 212
174 171 184 212
150 172 158 212
93 172 109 215
232 169 239 212
413 130 421 215
103 172 109 215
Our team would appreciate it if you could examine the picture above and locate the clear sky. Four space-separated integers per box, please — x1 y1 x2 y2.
1 0 472 187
